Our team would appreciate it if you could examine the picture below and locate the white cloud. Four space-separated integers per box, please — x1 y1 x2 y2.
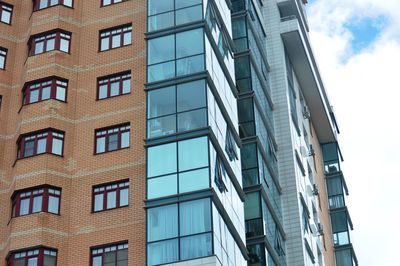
307 0 400 265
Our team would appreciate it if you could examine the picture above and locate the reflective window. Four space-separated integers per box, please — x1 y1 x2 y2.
29 31 71 55
100 24 132 51
97 71 131 99
147 137 209 199
8 248 57 266
0 47 6 69
33 0 72 10
147 80 207 138
12 187 61 217
95 124 130 154
0 2 12 24
93 180 129 212
147 28 204 82
147 199 212 265
91 242 128 266
17 130 64 159
101 0 124 7
23 77 67 105
148 0 202 32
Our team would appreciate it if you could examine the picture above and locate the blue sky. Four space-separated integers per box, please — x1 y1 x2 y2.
307 0 400 265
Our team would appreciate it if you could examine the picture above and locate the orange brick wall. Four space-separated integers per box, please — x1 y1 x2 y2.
0 0 147 265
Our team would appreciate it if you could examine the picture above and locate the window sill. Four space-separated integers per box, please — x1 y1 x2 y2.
91 204 129 214
94 146 130 156
96 92 131 101
98 43 132 53
14 152 63 166
100 0 129 8
28 49 70 58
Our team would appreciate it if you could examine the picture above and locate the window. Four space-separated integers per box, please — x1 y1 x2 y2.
147 79 207 138
95 124 130 154
97 71 131 100
29 30 71 56
101 0 125 7
147 137 209 199
93 180 129 212
99 24 132 51
23 77 67 105
147 28 204 82
17 129 64 159
8 248 57 266
148 0 202 32
147 198 212 265
0 47 6 70
0 2 12 24
33 0 73 11
11 186 61 217
91 242 128 266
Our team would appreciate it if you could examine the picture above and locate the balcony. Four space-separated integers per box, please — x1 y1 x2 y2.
277 0 309 32
335 245 359 266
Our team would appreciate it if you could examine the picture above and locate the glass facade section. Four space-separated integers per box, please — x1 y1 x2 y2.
147 137 209 199
331 211 350 246
148 0 203 32
322 142 341 174
147 198 212 265
148 28 205 83
327 176 345 209
147 80 207 138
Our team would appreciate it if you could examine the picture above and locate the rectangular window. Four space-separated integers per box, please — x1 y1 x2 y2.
12 186 61 217
101 0 125 7
33 0 73 11
7 248 57 266
97 71 131 100
29 30 71 56
17 129 65 159
148 0 202 32
147 79 207 138
92 180 129 212
23 77 68 105
91 242 128 266
0 2 12 24
0 47 7 70
99 24 132 51
147 198 212 265
147 28 204 82
147 137 209 199
95 124 130 154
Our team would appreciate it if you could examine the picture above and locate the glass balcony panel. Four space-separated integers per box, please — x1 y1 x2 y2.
148 115 176 138
148 12 174 31
176 54 204 76
148 61 176 83
329 195 345 209
177 108 207 133
246 218 263 237
176 5 203 26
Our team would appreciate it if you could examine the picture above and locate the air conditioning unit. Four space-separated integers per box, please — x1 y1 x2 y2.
313 184 319 196
317 223 324 235
303 106 311 119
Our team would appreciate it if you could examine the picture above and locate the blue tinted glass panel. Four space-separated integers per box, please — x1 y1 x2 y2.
180 198 211 236
148 143 177 177
178 137 208 171
148 174 177 199
148 204 178 241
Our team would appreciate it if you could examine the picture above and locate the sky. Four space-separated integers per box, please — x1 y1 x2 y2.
306 0 400 265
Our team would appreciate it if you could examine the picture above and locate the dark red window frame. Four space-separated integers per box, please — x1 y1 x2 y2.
90 241 128 266
99 24 132 52
97 71 131 100
29 30 71 56
95 123 130 154
0 1 12 25
17 128 65 159
7 247 57 266
33 0 73 11
0 47 7 70
11 186 61 218
92 179 129 212
22 77 68 105
101 0 126 7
